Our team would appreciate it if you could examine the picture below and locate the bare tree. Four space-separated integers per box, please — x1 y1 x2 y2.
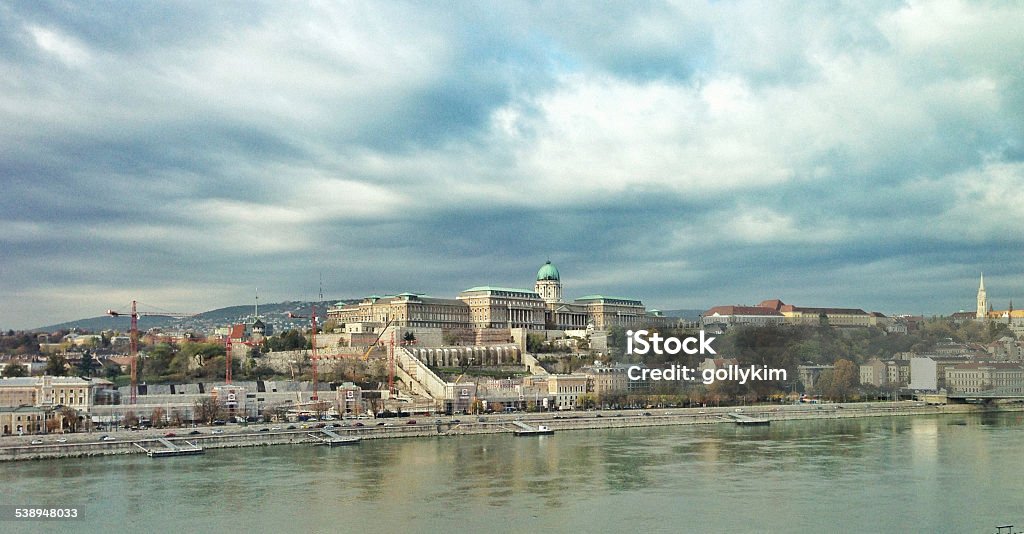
123 410 139 428
195 397 226 425
313 400 331 420
151 407 166 429
59 407 79 433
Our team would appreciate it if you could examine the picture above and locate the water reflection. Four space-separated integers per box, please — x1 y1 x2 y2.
5 413 1024 533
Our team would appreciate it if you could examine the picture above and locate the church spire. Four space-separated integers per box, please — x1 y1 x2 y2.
977 273 988 320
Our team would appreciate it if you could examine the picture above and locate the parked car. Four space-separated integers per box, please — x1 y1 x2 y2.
286 425 297 430
188 430 201 435
211 429 224 434
258 428 269 432
100 435 116 441
164 432 177 438
54 437 67 443
406 420 417 425
353 422 364 427
31 439 43 445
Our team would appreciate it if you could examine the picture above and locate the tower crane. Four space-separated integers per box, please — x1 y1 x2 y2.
286 305 321 401
106 300 197 404
360 317 395 361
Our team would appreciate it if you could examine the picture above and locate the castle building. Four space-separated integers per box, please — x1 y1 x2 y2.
326 261 664 339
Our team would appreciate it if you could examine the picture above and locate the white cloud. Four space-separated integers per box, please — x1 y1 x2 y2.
27 25 91 67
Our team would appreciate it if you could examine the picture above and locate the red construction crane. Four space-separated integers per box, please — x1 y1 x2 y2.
287 305 320 401
106 300 196 404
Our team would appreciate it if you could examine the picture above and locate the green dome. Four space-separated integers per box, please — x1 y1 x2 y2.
537 261 560 281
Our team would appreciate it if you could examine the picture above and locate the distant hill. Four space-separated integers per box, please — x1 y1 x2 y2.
32 299 360 334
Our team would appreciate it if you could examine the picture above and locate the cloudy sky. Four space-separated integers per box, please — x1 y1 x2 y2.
2 1 1022 330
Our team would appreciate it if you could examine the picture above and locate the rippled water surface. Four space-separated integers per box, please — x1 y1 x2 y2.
5 412 1024 533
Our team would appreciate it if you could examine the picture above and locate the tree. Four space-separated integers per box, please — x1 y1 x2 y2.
2 361 28 377
151 407 166 428
526 334 545 353
265 330 308 352
45 354 68 376
145 344 176 379
104 363 121 380
193 397 224 425
313 400 331 420
123 410 139 429
825 359 858 402
59 407 80 433
403 331 417 344
78 350 97 377
578 393 597 410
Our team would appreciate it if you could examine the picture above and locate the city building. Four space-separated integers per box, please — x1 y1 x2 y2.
335 382 363 415
326 261 667 342
701 306 785 328
0 376 97 435
0 376 93 411
797 364 833 391
945 362 1024 394
860 359 888 387
758 299 879 327
0 405 48 435
909 357 939 391
579 362 630 398
701 299 886 329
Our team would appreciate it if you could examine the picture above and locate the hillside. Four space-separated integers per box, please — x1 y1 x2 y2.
33 300 359 334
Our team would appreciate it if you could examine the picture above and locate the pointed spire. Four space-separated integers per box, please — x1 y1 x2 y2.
980 272 985 291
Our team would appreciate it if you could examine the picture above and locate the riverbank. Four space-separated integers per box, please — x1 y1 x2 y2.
2 401 1021 461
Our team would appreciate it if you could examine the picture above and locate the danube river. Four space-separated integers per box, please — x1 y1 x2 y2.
5 412 1024 533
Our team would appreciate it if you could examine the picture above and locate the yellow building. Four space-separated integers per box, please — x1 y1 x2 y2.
0 376 92 411
0 376 95 435
327 261 665 340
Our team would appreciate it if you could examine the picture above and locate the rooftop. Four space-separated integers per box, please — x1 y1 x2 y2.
461 286 541 297
574 295 643 305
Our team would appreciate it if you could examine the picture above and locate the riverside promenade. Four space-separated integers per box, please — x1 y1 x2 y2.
2 401 1019 462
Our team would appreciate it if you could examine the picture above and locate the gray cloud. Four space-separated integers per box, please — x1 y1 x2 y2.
1 1 1023 329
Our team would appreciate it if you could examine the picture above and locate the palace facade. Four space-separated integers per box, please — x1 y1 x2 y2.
326 261 665 336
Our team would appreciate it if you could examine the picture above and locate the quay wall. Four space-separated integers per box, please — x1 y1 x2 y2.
3 402 1020 462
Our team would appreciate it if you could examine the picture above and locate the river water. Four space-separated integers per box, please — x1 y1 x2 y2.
5 412 1024 533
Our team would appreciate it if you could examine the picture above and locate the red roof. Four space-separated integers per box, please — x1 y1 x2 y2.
230 324 246 340
704 305 782 316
